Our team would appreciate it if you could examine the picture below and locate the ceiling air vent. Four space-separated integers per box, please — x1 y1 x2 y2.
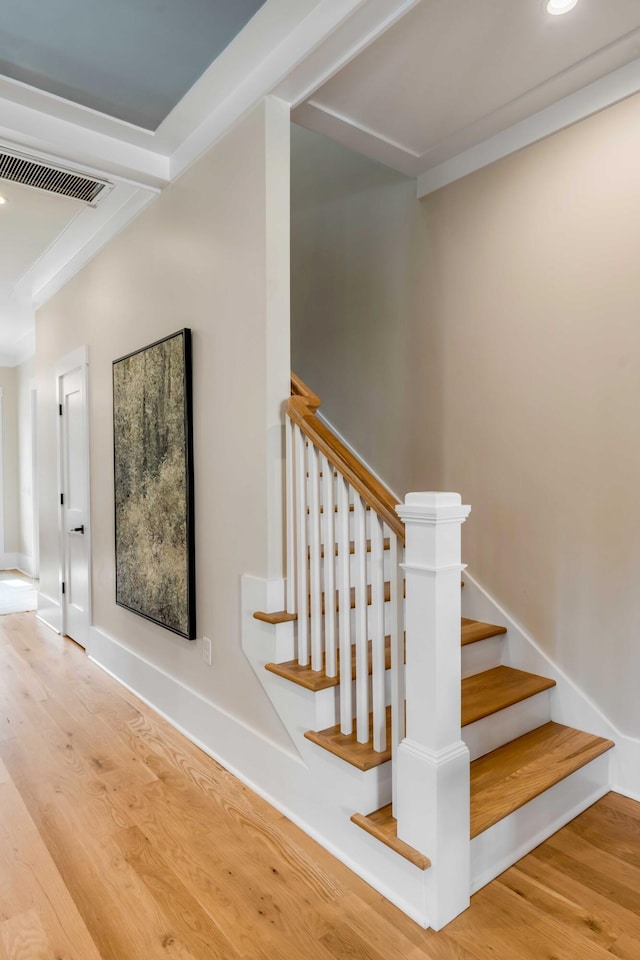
0 149 111 205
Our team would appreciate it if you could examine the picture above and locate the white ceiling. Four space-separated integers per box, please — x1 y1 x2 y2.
294 0 640 192
0 180 81 291
2 0 640 364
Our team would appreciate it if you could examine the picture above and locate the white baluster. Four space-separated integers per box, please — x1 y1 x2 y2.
308 444 323 671
337 476 353 734
354 493 369 744
294 427 309 665
321 455 337 678
390 531 405 812
370 512 386 753
285 417 296 615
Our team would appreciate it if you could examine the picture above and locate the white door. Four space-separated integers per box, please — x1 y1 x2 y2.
60 367 90 647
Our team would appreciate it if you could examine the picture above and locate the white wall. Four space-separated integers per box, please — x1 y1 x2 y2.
16 357 36 576
0 366 19 564
36 99 294 753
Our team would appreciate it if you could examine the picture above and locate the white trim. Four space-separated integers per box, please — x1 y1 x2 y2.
30 382 39 579
277 0 423 109
0 386 4 557
417 56 640 196
56 345 88 377
0 106 169 187
36 590 61 634
169 0 414 181
0 553 18 569
88 626 304 766
292 99 420 176
16 184 158 308
56 348 92 646
400 738 469 766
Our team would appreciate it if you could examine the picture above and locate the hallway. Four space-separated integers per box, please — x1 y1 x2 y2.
0 611 638 959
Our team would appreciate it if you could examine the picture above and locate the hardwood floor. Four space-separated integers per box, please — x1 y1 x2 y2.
0 611 638 959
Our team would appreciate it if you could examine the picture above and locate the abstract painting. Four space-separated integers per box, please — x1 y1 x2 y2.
113 329 195 639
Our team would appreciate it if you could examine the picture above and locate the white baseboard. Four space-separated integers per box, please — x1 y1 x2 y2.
462 570 640 800
0 552 18 570
36 591 61 634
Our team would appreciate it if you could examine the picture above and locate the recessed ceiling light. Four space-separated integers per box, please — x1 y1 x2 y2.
0 196 6 205
547 0 578 15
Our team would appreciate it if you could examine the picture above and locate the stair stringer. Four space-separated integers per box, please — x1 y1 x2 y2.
461 569 640 800
241 574 435 928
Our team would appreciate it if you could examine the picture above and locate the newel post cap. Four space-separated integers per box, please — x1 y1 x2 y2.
396 491 471 523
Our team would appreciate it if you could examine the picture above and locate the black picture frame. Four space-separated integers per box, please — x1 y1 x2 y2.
112 328 196 640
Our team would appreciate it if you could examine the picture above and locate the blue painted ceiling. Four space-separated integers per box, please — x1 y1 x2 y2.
0 0 268 129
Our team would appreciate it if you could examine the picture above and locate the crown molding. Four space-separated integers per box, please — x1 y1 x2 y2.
293 99 419 175
417 55 640 196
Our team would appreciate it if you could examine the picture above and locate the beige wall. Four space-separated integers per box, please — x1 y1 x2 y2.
422 93 640 738
0 367 18 558
292 97 640 737
291 125 439 498
36 100 292 747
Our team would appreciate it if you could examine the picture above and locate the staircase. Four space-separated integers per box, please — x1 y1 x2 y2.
250 375 614 930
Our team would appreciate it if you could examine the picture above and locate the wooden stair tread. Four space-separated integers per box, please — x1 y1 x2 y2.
256 611 505 645
253 610 297 625
461 618 507 646
462 666 556 727
266 636 396 691
304 707 391 771
351 805 431 870
254 580 402 624
264 619 508 691
470 721 614 838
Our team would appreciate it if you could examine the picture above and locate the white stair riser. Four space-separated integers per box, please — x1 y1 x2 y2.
315 671 394 729
463 691 552 762
470 752 611 893
462 635 504 679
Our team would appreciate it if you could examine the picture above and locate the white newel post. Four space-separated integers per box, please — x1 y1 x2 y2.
395 492 471 931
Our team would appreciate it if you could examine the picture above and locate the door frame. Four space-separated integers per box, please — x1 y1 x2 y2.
56 345 92 642
0 385 4 562
30 381 39 579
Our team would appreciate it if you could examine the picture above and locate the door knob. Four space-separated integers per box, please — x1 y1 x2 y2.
70 525 85 534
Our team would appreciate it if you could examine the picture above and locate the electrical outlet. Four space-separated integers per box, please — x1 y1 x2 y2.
202 636 212 665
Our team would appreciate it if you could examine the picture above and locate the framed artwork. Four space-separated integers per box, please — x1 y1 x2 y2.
112 328 196 639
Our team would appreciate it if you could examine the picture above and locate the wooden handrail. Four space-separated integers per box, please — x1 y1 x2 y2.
290 372 321 411
288 375 405 544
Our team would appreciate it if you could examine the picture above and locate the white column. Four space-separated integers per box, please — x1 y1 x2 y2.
394 492 471 931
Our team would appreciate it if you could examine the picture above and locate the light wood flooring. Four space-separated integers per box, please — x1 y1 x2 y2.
0 611 639 960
